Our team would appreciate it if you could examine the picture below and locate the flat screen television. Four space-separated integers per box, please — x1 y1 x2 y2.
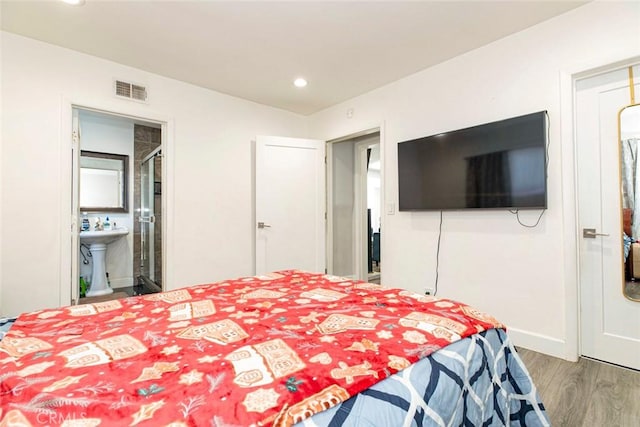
398 111 547 211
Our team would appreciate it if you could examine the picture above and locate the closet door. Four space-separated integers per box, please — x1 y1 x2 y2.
255 136 325 275
577 66 640 370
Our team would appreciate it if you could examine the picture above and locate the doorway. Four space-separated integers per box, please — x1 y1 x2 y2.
326 129 381 282
73 108 164 302
575 63 640 370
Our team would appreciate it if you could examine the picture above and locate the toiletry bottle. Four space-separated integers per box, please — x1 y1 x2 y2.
79 277 87 298
81 212 90 231
95 217 103 231
104 217 111 231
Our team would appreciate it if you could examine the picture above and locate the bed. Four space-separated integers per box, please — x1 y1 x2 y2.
0 270 549 426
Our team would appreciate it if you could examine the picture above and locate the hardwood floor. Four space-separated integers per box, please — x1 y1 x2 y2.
517 347 640 426
78 291 129 304
78 282 159 305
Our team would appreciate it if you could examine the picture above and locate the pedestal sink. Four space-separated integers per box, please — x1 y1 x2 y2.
80 228 129 297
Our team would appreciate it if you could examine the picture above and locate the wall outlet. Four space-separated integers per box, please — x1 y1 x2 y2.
424 288 434 295
346 108 354 118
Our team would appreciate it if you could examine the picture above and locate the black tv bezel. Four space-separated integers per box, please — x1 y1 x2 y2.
397 111 548 212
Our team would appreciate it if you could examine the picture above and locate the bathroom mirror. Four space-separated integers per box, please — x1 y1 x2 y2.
620 103 640 301
80 151 129 213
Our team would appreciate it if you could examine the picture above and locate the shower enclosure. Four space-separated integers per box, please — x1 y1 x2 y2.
139 148 162 291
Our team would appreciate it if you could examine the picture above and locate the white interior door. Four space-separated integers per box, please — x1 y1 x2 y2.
255 136 325 275
577 65 640 370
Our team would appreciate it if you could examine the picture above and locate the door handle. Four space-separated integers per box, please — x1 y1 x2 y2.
583 228 609 238
139 216 156 223
257 222 271 229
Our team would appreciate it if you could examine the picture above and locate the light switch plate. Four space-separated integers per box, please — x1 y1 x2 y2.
386 203 395 215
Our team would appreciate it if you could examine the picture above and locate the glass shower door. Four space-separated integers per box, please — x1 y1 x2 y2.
140 150 162 290
140 155 155 283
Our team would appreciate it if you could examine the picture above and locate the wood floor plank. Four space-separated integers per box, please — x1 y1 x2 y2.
537 357 602 427
516 347 562 396
582 361 640 427
583 362 628 426
515 348 640 427
78 291 129 304
621 366 640 426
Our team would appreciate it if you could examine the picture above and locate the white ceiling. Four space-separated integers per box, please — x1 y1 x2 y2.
1 1 587 115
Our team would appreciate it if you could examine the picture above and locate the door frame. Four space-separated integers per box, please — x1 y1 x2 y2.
354 138 378 281
326 126 383 281
61 98 173 305
560 56 640 362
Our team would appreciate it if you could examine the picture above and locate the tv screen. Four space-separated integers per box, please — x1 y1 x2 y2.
398 111 547 211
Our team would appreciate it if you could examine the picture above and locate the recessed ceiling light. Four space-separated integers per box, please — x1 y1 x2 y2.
293 78 308 88
62 0 85 5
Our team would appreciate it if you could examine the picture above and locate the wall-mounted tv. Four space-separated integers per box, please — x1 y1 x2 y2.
398 111 547 211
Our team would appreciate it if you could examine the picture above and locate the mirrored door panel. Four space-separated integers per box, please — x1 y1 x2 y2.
621 103 640 301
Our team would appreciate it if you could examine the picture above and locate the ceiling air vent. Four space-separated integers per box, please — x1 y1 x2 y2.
114 79 148 102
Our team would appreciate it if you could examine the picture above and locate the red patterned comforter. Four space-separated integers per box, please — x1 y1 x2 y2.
1 271 503 426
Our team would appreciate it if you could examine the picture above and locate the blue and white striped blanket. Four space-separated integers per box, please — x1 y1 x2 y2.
302 328 549 427
0 317 15 342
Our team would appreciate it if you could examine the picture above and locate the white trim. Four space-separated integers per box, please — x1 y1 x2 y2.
507 328 569 361
327 127 380 144
161 119 174 290
60 98 74 307
378 121 386 284
354 140 369 281
251 140 256 275
559 70 580 362
325 142 334 274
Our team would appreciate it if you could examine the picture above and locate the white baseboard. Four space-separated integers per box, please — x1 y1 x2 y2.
507 327 572 361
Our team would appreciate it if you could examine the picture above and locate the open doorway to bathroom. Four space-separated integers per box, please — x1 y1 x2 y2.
74 108 163 303
326 129 381 283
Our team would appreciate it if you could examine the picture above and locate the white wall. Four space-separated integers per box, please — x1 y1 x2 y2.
0 32 306 316
0 13 3 314
78 110 135 289
307 2 640 358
